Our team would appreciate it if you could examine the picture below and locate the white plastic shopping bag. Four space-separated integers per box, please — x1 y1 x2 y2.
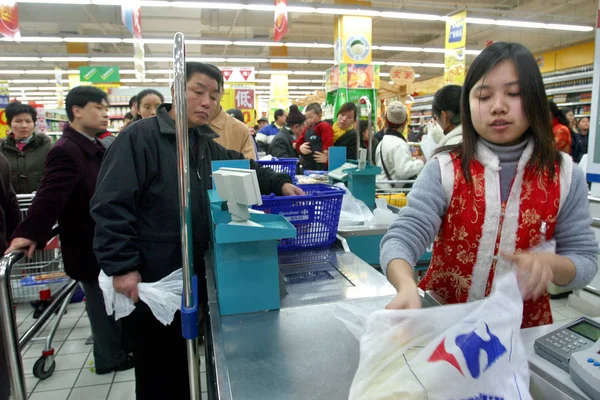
335 271 532 400
98 268 183 326
335 183 374 227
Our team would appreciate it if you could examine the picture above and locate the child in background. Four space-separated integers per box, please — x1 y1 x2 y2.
380 42 597 328
295 103 334 171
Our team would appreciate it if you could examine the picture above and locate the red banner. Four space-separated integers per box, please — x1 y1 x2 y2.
0 2 20 39
121 3 142 40
235 89 255 109
273 0 288 42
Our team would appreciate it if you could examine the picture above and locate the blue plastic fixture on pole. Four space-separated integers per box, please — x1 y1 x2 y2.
173 32 201 400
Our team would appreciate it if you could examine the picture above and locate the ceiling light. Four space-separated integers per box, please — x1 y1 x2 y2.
171 1 242 9
415 74 421 78
123 38 171 44
271 59 310 64
41 57 89 62
309 60 335 65
152 78 172 83
494 20 546 29
256 70 293 75
226 58 269 63
187 39 233 45
316 7 380 17
244 4 275 11
377 46 422 52
422 47 446 54
90 57 133 62
386 61 421 66
187 57 227 62
286 5 315 13
546 23 593 32
465 49 482 55
234 41 283 47
0 56 41 61
379 73 390 77
421 62 445 68
120 79 143 83
0 70 25 74
284 42 332 49
380 11 445 21
16 0 90 3
90 0 123 4
3 36 63 42
64 37 123 43
139 1 172 6
145 57 173 62
293 71 325 75
147 69 172 74
288 79 312 83
10 79 55 83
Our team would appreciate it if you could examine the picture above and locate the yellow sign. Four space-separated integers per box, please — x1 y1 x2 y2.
334 15 372 64
534 41 594 73
0 81 9 139
269 74 288 122
444 10 467 85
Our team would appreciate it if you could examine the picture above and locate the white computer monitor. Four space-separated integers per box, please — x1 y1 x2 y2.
213 167 262 223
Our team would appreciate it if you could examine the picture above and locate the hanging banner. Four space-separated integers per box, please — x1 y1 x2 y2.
273 0 288 42
334 15 372 64
0 1 19 39
0 81 9 139
235 89 255 109
134 40 146 80
444 10 467 85
121 2 142 40
220 67 256 83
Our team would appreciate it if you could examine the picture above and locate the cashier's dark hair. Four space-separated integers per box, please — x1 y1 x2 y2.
432 84 461 125
337 102 357 119
436 41 560 183
65 86 109 122
6 102 36 126
186 62 224 92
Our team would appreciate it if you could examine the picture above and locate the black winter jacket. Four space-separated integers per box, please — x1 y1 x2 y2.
334 129 359 161
269 127 296 158
1 133 52 194
91 104 292 284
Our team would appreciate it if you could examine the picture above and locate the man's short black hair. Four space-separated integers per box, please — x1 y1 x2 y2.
65 86 109 122
129 95 137 109
274 109 285 120
5 101 37 125
186 62 224 92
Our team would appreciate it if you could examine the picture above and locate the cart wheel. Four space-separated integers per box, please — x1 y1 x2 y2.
33 356 55 380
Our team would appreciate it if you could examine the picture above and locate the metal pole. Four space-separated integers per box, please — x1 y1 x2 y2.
355 101 361 162
0 252 27 400
173 32 201 400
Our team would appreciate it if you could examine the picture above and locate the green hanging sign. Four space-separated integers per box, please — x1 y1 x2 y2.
79 66 120 83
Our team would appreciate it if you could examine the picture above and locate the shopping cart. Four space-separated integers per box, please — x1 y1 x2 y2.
0 194 78 400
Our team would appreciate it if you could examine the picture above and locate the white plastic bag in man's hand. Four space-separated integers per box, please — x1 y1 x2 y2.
98 268 183 326
335 271 532 400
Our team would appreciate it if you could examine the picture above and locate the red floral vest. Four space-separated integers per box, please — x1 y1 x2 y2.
419 144 564 328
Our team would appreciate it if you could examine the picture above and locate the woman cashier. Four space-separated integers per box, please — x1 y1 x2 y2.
380 42 598 328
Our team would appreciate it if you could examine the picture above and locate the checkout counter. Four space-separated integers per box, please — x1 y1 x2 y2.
203 241 600 400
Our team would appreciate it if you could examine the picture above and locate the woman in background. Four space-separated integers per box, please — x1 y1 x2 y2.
0 102 52 194
549 100 573 155
135 89 164 120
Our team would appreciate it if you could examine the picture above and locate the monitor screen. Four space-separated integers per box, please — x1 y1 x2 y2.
568 320 600 342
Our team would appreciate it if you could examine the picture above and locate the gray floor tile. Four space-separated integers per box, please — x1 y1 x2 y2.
68 383 111 400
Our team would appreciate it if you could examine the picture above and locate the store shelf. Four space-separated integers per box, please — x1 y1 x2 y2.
410 115 431 119
45 117 68 122
575 114 591 118
109 116 125 119
412 95 434 104
109 102 129 106
45 132 62 135
542 71 594 85
546 84 592 96
411 104 432 111
556 101 592 107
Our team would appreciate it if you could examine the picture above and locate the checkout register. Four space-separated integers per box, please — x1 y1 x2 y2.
534 317 600 399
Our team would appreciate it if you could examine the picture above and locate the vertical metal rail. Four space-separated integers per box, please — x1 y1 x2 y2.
355 102 361 162
0 252 27 400
173 32 201 400
362 96 373 166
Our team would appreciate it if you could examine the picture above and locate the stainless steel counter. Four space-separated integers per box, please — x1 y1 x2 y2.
204 247 423 400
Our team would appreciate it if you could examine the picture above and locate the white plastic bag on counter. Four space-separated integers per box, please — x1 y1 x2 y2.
98 268 183 326
335 183 374 227
335 271 532 400
368 198 396 227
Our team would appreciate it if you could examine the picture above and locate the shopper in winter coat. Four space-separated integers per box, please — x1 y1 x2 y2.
134 89 164 121
90 62 303 400
256 109 287 148
431 84 463 148
549 100 573 155
1 102 52 194
313 102 360 165
577 117 590 155
0 153 21 400
269 105 305 159
6 86 132 377
296 103 334 170
210 104 256 160
375 101 426 189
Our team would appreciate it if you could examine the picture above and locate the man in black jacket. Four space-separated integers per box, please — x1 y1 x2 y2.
269 104 305 158
90 62 302 399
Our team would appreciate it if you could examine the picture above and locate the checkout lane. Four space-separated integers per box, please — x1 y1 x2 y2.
203 242 600 400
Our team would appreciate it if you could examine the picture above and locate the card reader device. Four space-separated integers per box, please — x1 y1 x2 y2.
534 316 600 399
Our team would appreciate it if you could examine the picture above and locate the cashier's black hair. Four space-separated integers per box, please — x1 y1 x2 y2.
186 62 224 92
65 86 109 122
432 84 462 125
436 42 560 183
6 102 36 126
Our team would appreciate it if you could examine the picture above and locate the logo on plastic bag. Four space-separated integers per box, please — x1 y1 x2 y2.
428 323 507 379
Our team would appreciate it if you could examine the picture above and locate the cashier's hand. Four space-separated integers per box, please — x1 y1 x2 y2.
299 142 312 155
501 252 554 302
113 271 142 303
385 283 422 310
5 237 37 258
281 183 305 196
313 150 328 164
